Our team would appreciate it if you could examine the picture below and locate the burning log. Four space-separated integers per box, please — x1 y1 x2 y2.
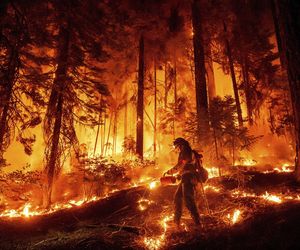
0 187 149 237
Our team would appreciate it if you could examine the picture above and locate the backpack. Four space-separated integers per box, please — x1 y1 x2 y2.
193 150 208 183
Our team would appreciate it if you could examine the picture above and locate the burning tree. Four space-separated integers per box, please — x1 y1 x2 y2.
210 96 261 166
192 0 210 140
42 0 112 206
276 0 300 180
0 1 51 166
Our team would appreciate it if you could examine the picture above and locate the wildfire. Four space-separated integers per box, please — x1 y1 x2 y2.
149 181 159 190
0 195 102 219
204 184 221 192
138 198 154 211
231 189 284 203
263 164 293 173
227 209 241 224
143 237 162 250
234 159 256 166
207 167 220 178
143 214 173 250
23 204 31 217
261 192 282 203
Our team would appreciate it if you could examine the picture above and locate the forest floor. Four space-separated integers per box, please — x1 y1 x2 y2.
1 171 300 250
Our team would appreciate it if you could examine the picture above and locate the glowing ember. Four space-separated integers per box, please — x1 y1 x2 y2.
232 209 241 224
204 184 221 192
138 198 154 211
149 181 159 190
227 209 241 224
261 192 282 203
160 215 172 234
143 237 162 250
69 199 85 206
263 165 293 173
1 209 18 217
143 214 173 249
231 190 256 198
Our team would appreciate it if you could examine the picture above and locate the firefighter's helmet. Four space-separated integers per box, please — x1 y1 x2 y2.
173 137 188 147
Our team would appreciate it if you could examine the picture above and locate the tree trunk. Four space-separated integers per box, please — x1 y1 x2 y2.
136 35 144 159
0 47 17 161
124 86 128 142
154 59 157 159
112 110 117 156
242 56 253 125
277 0 300 180
223 22 243 127
46 94 63 207
173 59 177 139
164 63 168 109
93 97 102 156
270 0 286 68
101 115 106 155
206 44 216 100
232 135 235 166
104 112 113 156
192 0 209 139
213 128 221 176
45 24 69 206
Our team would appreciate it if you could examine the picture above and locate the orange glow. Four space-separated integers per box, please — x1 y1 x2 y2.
149 181 159 190
227 209 241 224
261 192 282 203
137 198 154 211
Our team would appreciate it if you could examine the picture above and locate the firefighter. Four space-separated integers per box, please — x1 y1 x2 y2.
164 137 201 227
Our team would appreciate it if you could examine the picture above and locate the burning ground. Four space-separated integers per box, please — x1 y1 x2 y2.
1 164 300 250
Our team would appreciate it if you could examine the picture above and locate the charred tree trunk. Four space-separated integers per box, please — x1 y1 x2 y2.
45 24 69 206
277 0 300 180
154 59 157 159
223 22 243 127
104 112 113 156
113 111 117 156
136 35 144 159
192 0 209 140
93 96 102 156
242 56 253 125
101 115 106 155
45 94 63 207
0 47 18 161
124 86 128 142
173 59 177 139
270 0 286 68
164 63 168 109
206 44 216 100
212 128 221 176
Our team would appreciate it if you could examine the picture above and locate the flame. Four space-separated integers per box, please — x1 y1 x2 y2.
227 209 241 224
204 184 221 192
261 192 282 203
232 209 241 224
243 159 256 166
137 198 154 211
207 167 220 178
143 237 162 250
149 181 159 190
143 214 173 250
23 204 31 217
263 164 293 173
